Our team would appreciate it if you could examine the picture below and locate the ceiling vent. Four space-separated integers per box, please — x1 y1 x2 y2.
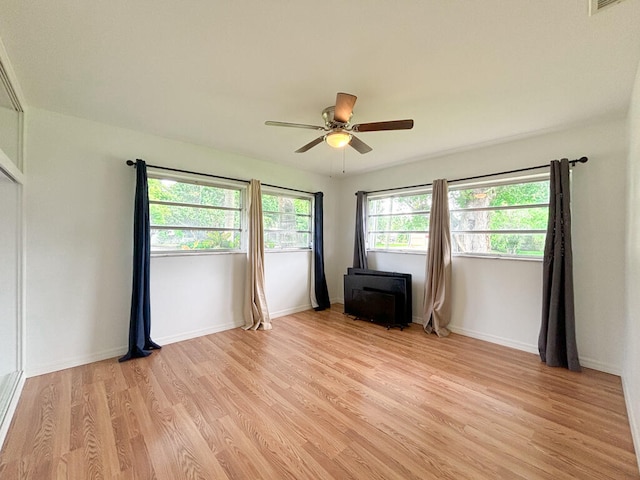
589 0 627 15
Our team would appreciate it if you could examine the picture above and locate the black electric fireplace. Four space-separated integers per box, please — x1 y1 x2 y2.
343 268 412 329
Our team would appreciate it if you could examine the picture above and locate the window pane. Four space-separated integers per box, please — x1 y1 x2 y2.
264 231 310 249
451 207 548 232
148 178 240 208
262 193 312 250
367 193 431 251
150 204 240 229
369 197 392 215
450 181 549 210
293 198 311 215
370 232 429 250
392 194 431 212
391 213 429 232
295 216 310 231
452 233 546 257
151 229 241 251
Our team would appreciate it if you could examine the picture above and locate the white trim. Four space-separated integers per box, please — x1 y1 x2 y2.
147 168 248 190
0 148 24 185
622 374 640 473
270 303 313 319
25 306 315 377
26 347 129 378
448 172 549 192
578 357 621 376
0 371 25 451
0 36 26 110
448 325 620 374
154 321 244 346
151 250 246 258
447 325 538 354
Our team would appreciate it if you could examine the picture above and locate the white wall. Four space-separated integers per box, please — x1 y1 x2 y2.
624 61 640 470
24 108 339 376
337 118 628 374
22 106 631 381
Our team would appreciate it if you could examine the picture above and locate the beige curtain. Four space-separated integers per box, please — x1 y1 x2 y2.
244 179 272 330
423 179 452 337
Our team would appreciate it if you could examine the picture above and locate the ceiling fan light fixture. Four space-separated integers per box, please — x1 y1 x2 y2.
325 130 352 148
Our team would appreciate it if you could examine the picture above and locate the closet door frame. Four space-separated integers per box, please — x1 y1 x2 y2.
0 35 26 449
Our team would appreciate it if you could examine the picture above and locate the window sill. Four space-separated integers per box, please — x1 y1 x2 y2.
453 253 543 262
368 249 427 256
265 248 312 254
151 250 244 258
368 250 543 262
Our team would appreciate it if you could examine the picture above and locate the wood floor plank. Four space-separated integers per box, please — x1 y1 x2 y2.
1 305 638 479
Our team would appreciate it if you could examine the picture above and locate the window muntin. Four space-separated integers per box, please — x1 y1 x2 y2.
262 192 312 250
366 178 550 258
368 192 432 251
148 176 243 252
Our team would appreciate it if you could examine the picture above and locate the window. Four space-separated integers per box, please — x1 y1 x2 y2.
367 192 432 251
366 176 550 258
449 178 549 258
148 175 243 252
262 192 312 250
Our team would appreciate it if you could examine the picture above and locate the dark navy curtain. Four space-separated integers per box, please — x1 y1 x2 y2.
353 191 368 269
119 159 161 362
311 192 331 310
539 159 580 372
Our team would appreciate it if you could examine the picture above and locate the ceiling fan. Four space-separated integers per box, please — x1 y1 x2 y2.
265 92 414 154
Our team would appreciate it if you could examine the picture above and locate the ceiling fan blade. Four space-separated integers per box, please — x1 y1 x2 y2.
349 135 373 154
265 121 326 131
334 92 357 123
352 119 414 132
295 135 324 153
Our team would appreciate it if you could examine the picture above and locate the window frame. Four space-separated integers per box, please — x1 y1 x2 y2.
261 187 314 252
365 173 551 260
448 173 550 260
147 170 247 256
366 188 433 253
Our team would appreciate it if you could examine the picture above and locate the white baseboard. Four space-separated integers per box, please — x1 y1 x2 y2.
27 321 243 377
25 310 308 378
622 374 640 473
578 357 621 375
155 320 242 346
447 325 620 375
0 370 25 451
27 346 128 377
270 303 313 318
448 325 539 355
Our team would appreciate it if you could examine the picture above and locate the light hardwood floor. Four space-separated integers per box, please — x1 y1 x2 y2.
1 305 638 479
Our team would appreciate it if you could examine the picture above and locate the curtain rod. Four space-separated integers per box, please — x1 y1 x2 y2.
125 159 316 195
360 156 588 195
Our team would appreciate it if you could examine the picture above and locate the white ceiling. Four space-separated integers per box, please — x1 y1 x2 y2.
1 0 640 176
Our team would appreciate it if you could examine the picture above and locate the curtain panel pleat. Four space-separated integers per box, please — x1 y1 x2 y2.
539 159 581 371
423 179 452 337
244 179 272 330
353 191 368 269
119 159 161 362
311 192 331 310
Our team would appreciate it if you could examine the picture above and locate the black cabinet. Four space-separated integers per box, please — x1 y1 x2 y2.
343 268 412 329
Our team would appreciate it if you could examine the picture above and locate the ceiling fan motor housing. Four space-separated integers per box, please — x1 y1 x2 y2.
322 106 351 128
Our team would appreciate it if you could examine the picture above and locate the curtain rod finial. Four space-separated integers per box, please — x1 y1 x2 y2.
577 156 588 164
126 160 135 166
